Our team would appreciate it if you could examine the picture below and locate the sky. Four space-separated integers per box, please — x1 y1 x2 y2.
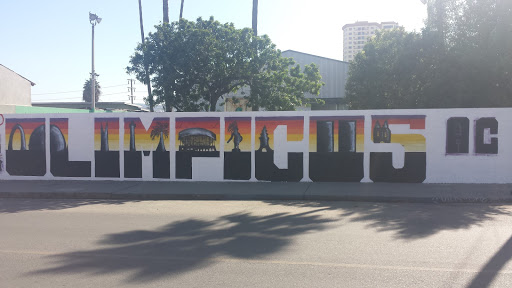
1 0 428 104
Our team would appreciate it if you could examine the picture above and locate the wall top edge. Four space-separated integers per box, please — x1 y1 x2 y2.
0 107 510 119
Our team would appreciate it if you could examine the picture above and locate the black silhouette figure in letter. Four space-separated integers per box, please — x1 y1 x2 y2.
227 121 243 152
373 120 391 143
257 126 272 152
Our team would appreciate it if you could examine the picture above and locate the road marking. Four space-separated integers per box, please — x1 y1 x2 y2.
1 249 510 275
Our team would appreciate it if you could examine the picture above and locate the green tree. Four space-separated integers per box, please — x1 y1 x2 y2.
346 0 512 109
346 29 425 109
82 79 101 103
127 17 323 112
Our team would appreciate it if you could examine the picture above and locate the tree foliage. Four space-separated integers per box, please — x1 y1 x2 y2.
127 17 323 112
346 0 512 109
82 78 101 103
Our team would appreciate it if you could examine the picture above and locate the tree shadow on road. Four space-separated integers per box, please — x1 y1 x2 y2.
263 201 511 240
28 209 333 283
0 199 141 214
466 234 512 288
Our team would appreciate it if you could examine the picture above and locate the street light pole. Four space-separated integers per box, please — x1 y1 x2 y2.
89 12 101 112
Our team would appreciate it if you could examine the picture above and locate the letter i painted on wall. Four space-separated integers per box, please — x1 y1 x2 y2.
224 117 251 180
94 118 120 178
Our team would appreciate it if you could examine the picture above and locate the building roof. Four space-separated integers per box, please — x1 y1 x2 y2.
342 21 398 30
281 50 348 64
0 64 36 86
32 101 148 112
342 21 380 30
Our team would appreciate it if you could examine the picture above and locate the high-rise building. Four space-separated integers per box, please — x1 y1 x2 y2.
342 21 399 61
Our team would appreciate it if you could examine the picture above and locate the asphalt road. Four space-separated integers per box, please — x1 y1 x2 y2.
1 199 512 288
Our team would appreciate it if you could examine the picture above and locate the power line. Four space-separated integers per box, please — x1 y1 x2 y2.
32 84 127 95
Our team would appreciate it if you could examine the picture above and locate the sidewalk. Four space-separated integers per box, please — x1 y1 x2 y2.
1 180 512 203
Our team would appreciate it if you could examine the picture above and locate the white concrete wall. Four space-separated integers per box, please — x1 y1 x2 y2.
0 65 32 106
0 108 509 183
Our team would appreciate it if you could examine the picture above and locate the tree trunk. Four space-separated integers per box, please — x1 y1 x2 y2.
209 96 217 112
163 0 169 23
252 0 258 36
180 0 185 19
138 0 154 112
251 0 259 110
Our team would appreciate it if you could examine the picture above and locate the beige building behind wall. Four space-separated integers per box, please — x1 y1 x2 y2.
0 64 35 114
342 21 399 61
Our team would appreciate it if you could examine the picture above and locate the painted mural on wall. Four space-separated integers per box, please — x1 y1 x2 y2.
370 115 426 183
95 118 120 178
309 116 365 182
175 117 220 179
0 115 2 173
124 117 170 179
5 118 46 176
446 117 498 155
0 135 2 173
224 117 251 180
255 116 304 182
1 109 511 183
50 118 91 177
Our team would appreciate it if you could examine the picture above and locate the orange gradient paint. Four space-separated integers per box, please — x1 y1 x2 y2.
225 117 251 152
94 118 120 151
50 118 69 148
175 117 220 150
372 115 426 152
5 118 45 150
309 116 364 152
255 116 304 149
124 117 170 151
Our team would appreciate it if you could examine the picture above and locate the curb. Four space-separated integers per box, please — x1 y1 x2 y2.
2 191 512 203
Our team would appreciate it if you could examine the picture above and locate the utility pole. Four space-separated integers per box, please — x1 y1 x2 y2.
127 79 136 104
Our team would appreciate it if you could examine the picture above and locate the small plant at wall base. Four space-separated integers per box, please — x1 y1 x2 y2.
82 79 101 103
